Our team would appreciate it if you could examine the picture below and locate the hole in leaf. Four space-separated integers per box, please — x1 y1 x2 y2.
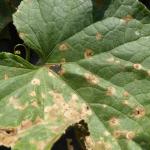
49 64 62 74
51 120 90 150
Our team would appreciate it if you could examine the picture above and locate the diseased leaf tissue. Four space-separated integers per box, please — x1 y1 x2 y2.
0 0 150 149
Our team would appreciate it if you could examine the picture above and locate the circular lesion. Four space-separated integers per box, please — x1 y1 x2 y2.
84 49 94 59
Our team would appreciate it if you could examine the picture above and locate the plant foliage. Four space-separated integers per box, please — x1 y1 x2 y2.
0 0 150 149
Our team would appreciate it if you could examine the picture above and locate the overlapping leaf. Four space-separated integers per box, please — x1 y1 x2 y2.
13 0 93 60
0 0 150 149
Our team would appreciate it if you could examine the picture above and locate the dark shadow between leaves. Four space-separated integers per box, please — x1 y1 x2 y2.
0 146 11 150
0 23 40 65
140 0 150 9
0 120 90 150
91 0 111 22
51 120 90 150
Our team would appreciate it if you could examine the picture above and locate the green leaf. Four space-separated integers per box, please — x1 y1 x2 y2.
93 0 150 22
13 0 93 60
0 53 92 149
1 0 150 149
47 16 150 149
0 0 21 32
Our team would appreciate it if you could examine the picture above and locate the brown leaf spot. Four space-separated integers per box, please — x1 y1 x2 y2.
147 70 150 76
133 107 145 118
103 131 110 137
34 116 44 125
126 131 135 140
31 78 40 86
106 57 115 63
84 49 94 59
85 136 95 149
70 94 78 101
0 128 17 136
49 91 64 103
47 92 91 122
63 101 80 121
63 108 79 121
48 71 55 77
96 32 102 40
0 127 20 147
122 15 133 23
31 101 38 108
30 91 36 97
96 141 112 150
123 91 129 97
102 104 107 108
46 91 65 120
4 74 9 80
109 117 120 127
48 91 92 123
113 130 135 140
85 137 112 150
84 73 99 85
41 92 46 99
106 87 116 96
0 132 18 147
122 100 129 106
80 103 92 118
115 60 120 64
44 105 59 121
21 120 33 130
133 64 142 70
113 130 123 138
30 140 48 150
9 96 27 110
49 126 62 133
59 43 69 51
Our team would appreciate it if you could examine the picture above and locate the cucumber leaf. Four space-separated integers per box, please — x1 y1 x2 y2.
0 0 150 149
